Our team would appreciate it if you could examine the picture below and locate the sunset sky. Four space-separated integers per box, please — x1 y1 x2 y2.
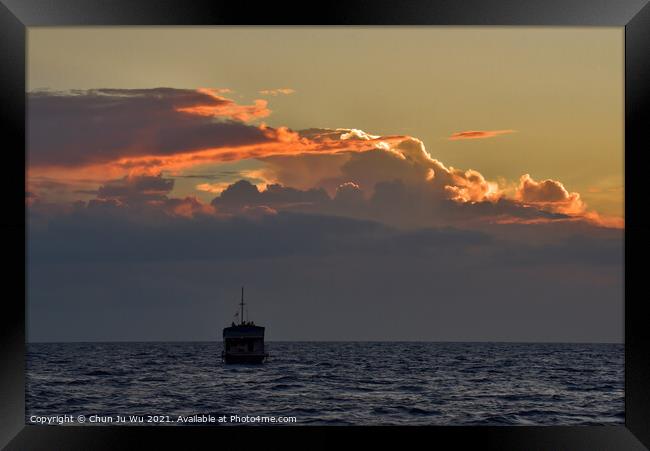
27 27 624 342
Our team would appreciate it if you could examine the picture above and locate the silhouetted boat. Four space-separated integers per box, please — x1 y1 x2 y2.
221 287 268 364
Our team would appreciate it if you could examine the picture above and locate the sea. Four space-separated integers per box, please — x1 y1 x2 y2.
26 342 624 426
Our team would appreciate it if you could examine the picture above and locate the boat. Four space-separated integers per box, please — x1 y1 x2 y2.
221 287 268 364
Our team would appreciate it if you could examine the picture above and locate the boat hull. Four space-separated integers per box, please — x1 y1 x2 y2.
223 353 267 364
222 324 266 364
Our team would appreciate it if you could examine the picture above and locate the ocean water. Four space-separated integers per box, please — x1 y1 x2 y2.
26 342 624 426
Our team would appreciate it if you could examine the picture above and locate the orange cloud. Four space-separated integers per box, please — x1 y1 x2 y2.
582 212 625 228
448 130 515 140
176 88 270 122
244 136 622 229
446 169 503 203
26 127 401 196
196 182 232 194
515 174 585 215
108 130 386 173
30 127 622 228
259 88 296 96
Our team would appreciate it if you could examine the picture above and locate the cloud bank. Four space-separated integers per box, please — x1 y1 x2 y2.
28 195 623 342
27 88 621 229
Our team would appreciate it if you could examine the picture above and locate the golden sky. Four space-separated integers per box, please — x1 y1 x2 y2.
28 26 624 218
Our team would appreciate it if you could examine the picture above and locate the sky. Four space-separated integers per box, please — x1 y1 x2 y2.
26 27 624 342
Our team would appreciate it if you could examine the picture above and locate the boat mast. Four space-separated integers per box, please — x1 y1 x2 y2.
240 286 245 325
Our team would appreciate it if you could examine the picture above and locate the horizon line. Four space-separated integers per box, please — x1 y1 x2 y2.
26 339 625 345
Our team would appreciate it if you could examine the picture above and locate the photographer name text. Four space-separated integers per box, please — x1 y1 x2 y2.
29 414 297 425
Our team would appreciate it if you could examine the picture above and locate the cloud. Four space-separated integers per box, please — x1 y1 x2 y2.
176 88 270 121
41 194 610 267
28 200 623 344
28 88 273 168
28 161 623 343
28 203 623 342
86 173 215 218
515 174 585 215
241 205 279 219
96 174 174 203
256 136 504 205
250 153 352 191
25 86 623 343
161 196 216 218
259 88 296 96
252 132 623 227
448 130 516 140
27 89 619 228
229 137 619 228
200 88 232 95
195 182 233 194
211 180 329 213
201 177 581 231
334 182 364 203
70 169 615 230
28 94 406 191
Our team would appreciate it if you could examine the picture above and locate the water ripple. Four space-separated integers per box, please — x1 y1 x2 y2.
26 342 623 426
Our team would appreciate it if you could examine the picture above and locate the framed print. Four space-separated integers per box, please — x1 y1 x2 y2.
1 0 649 449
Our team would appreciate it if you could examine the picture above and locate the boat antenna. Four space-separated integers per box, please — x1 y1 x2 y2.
240 286 245 325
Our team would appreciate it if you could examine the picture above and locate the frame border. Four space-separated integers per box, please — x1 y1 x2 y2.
2 0 648 448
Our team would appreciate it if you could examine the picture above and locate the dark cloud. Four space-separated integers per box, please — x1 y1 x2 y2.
59 169 603 232
35 199 601 267
29 209 384 263
96 174 174 203
333 182 365 208
211 180 330 213
205 177 577 230
27 203 622 342
168 170 243 180
75 174 215 218
28 88 271 167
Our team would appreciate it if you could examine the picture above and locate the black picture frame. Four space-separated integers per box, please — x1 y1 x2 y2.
2 0 648 448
